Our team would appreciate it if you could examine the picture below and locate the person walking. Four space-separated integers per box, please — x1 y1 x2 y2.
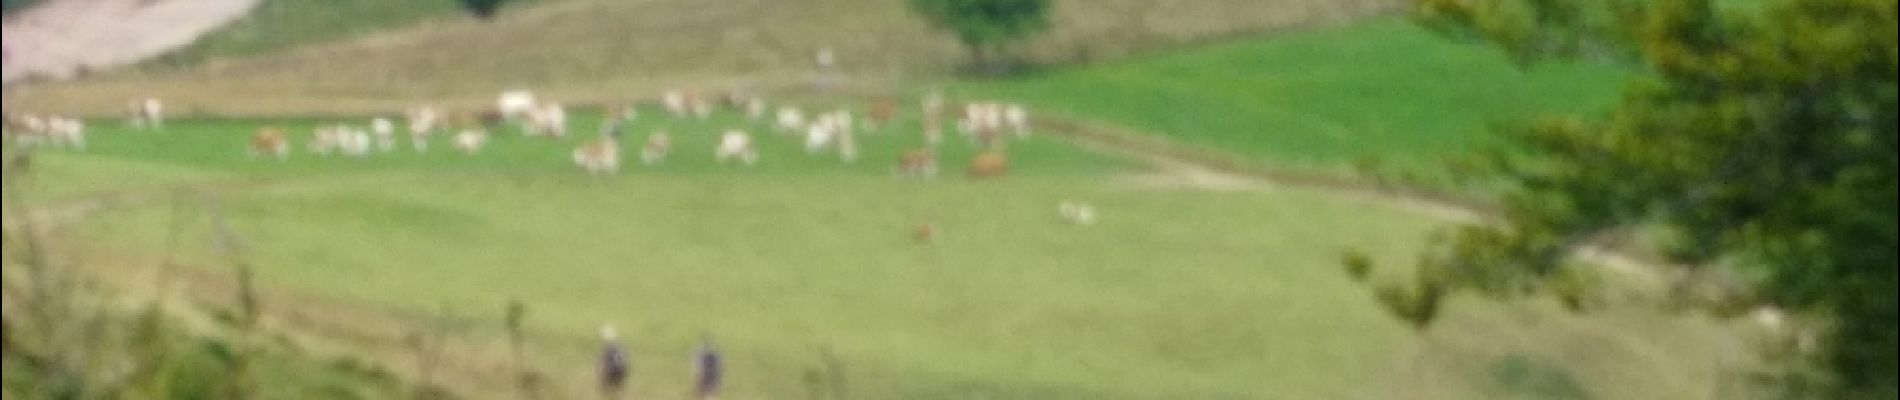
693 336 723 400
599 325 629 399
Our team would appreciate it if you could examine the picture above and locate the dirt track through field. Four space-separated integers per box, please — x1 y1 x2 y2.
2 0 259 84
1045 117 1669 281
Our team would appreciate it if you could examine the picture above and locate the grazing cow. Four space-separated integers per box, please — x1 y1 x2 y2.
967 151 1007 179
641 130 672 166
337 126 373 157
689 92 714 119
803 118 835 153
573 135 621 174
775 106 805 134
1003 104 1030 137
715 129 758 166
663 89 689 117
407 106 439 152
611 104 639 124
895 148 937 178
744 97 767 120
308 126 338 155
250 127 290 160
1058 201 1097 226
524 103 568 137
866 98 897 132
371 118 397 152
128 98 163 130
452 129 488 155
476 109 507 130
837 125 859 163
914 223 936 244
497 90 537 119
921 92 945 145
828 109 855 137
45 116 85 150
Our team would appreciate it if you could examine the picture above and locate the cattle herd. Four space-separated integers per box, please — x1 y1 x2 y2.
4 92 1109 226
2 91 1040 179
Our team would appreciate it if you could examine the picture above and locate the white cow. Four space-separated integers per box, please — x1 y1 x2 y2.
776 106 805 134
641 130 672 166
744 97 768 120
837 125 859 163
690 94 714 119
524 103 567 137
45 116 85 150
573 136 620 174
337 126 373 157
715 129 758 166
662 89 689 117
922 91 945 145
804 118 836 153
498 90 537 118
128 98 163 130
309 126 339 155
406 106 439 152
371 118 397 152
453 129 488 155
1003 104 1030 137
1059 201 1097 226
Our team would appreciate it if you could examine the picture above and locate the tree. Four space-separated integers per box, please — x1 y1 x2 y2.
1379 0 1896 397
460 0 508 20
908 0 1052 73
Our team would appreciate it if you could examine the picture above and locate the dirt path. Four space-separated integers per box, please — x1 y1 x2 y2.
2 0 259 84
1049 117 1669 280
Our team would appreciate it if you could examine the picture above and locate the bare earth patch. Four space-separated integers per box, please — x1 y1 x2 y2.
2 0 259 84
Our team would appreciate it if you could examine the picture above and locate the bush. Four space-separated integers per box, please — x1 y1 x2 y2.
1341 250 1374 282
460 0 507 20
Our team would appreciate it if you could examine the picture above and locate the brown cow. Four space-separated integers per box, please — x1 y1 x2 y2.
967 151 1007 179
866 98 898 132
895 148 937 178
251 127 290 160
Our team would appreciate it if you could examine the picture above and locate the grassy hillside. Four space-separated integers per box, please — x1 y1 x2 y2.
17 112 1759 399
957 18 1629 176
3 0 1397 116
146 0 472 67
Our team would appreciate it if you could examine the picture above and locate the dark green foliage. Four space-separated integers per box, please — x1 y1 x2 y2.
1 0 39 13
1491 354 1592 400
1342 250 1375 282
1396 0 1897 396
1374 273 1446 330
908 0 1051 71
460 0 507 20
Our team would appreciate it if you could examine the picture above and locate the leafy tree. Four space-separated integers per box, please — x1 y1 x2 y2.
1378 0 1896 396
460 0 508 20
908 0 1052 73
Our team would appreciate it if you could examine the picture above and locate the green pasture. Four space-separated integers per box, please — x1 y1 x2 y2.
957 18 1631 176
27 111 1750 399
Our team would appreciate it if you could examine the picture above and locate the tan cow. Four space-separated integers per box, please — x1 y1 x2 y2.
967 151 1007 179
642 130 672 166
251 127 290 160
866 98 898 132
406 106 439 152
895 148 937 178
573 135 621 174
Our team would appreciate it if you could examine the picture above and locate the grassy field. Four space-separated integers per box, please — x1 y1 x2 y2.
956 17 1629 176
143 0 473 68
16 108 1757 399
5 2 1761 397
